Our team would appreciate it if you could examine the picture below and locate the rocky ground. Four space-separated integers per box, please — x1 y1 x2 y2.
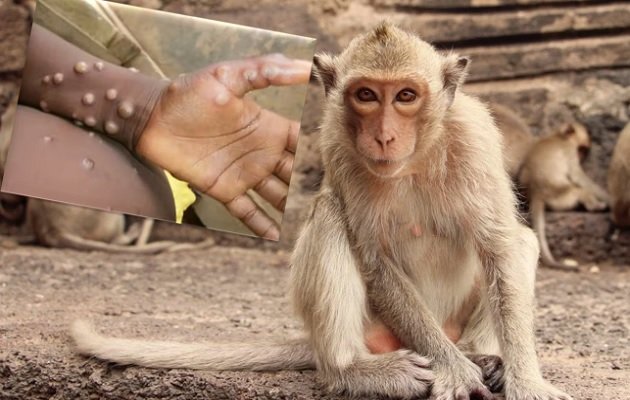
0 245 628 400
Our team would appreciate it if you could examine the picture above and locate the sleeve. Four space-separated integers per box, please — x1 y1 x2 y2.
19 23 169 152
2 105 176 221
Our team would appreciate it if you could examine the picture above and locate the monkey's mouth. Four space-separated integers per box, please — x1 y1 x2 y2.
363 156 408 177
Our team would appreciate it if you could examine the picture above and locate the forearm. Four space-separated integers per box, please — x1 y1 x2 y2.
20 24 168 151
3 106 176 221
480 227 543 383
365 257 463 364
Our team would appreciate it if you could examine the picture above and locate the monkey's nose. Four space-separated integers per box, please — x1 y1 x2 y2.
375 135 395 151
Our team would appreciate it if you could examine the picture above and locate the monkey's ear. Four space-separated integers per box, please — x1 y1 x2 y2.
312 53 337 96
442 54 470 108
560 123 576 137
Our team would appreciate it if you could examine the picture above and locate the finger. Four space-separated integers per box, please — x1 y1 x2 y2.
212 56 312 97
274 150 294 185
286 120 300 153
224 194 280 240
257 57 312 87
254 175 289 211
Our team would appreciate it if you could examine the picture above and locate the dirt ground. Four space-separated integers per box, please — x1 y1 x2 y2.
0 245 628 400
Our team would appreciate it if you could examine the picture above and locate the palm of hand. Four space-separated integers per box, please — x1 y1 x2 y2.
138 55 307 239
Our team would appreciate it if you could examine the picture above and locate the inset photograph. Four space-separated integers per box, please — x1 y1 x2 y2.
1 0 315 240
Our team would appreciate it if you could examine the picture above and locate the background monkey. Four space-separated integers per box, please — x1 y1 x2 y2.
608 122 630 227
71 24 571 400
489 103 536 180
519 123 609 270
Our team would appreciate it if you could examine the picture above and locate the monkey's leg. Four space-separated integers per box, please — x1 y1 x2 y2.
576 188 608 211
358 255 493 400
111 222 141 245
456 300 505 394
530 196 579 271
0 233 36 247
480 223 572 400
570 169 610 205
291 193 433 399
110 218 154 246
136 218 154 245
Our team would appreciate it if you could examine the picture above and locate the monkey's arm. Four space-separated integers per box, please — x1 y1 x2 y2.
568 161 609 202
290 191 434 398
361 252 493 398
473 185 571 399
20 24 167 151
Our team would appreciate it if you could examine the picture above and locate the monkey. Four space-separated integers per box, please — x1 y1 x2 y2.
0 99 27 223
20 198 215 253
71 23 572 400
608 122 630 227
489 103 536 179
518 122 609 270
0 101 212 253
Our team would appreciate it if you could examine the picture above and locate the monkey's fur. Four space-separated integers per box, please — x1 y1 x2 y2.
608 123 630 227
71 24 571 400
489 104 536 179
519 123 609 270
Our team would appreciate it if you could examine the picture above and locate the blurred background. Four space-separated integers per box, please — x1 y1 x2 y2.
0 1 628 399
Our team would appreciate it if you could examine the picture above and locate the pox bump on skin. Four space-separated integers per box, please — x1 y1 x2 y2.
117 101 135 119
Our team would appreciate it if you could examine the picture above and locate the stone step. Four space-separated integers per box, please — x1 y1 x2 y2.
372 0 610 9
360 3 630 45
463 35 630 81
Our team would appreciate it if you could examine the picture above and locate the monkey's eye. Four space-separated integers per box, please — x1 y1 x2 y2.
356 88 377 102
396 89 417 103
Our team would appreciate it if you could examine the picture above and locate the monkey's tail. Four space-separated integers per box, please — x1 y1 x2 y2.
59 233 176 254
70 320 315 371
530 197 578 272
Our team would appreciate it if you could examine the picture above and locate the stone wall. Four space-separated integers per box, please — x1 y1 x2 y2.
1 0 628 263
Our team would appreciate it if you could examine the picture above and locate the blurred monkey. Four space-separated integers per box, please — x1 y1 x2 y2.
519 122 608 270
608 122 630 227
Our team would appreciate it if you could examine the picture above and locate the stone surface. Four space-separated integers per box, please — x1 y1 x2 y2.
0 0 31 73
330 2 630 45
372 0 605 8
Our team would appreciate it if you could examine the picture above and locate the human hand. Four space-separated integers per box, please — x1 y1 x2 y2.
137 54 312 240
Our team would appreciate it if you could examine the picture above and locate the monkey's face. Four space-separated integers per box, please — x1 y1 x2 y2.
313 22 470 179
563 123 591 161
343 78 427 177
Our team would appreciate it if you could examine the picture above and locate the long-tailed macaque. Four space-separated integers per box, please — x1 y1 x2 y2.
519 123 609 270
71 24 571 400
608 123 630 227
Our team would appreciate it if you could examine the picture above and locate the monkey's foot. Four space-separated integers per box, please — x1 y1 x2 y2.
504 379 572 400
431 360 494 400
467 354 504 393
331 350 433 399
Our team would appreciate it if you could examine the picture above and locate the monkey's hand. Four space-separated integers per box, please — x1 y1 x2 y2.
504 377 572 400
138 55 311 240
431 358 494 400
